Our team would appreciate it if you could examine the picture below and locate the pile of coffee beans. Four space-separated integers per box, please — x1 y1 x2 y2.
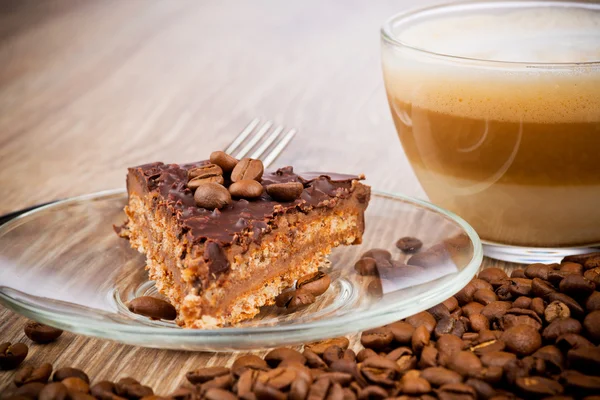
190 151 303 210
275 271 331 310
3 252 600 399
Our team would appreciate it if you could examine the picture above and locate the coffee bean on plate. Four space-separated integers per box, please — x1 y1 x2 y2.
228 179 263 199
231 158 264 182
354 257 378 276
209 151 238 173
127 296 177 320
266 181 304 202
24 321 63 344
0 342 28 370
193 182 232 209
287 290 316 310
395 236 423 253
296 271 331 296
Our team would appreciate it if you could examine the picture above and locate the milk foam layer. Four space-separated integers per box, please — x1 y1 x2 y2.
383 4 600 123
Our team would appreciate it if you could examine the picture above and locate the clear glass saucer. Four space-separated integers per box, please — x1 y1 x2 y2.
0 189 482 351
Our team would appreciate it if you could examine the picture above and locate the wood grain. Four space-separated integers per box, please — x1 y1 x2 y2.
0 0 517 394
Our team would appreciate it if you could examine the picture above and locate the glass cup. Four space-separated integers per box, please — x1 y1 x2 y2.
381 1 600 263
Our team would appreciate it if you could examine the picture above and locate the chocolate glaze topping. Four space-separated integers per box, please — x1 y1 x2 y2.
130 162 364 256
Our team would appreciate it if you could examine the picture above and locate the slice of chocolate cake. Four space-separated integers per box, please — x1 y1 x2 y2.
119 154 370 328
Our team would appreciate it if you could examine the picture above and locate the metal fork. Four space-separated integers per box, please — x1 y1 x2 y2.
0 119 297 225
223 118 296 168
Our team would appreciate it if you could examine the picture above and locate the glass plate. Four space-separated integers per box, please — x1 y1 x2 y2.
0 189 482 351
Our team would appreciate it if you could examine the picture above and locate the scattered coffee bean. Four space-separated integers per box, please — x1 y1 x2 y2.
231 158 264 182
187 163 224 188
127 296 177 320
61 377 89 393
14 363 52 386
39 382 68 400
354 257 378 276
231 354 268 377
24 321 63 344
186 366 230 384
209 151 238 173
0 342 28 370
395 236 423 253
304 337 349 355
297 271 331 296
228 179 263 199
193 181 232 209
53 367 89 384
265 181 304 202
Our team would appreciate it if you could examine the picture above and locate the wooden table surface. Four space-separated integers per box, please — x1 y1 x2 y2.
0 0 511 394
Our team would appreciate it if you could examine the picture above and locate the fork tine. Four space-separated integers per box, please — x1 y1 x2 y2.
233 121 273 160
262 128 297 168
250 125 284 160
224 118 260 155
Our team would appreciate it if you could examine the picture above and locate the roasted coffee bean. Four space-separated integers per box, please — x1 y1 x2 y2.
53 367 89 383
532 345 564 373
556 333 594 352
473 289 497 305
401 372 431 395
448 351 482 376
546 292 585 318
525 263 550 280
186 366 230 384
322 345 344 366
481 301 512 322
115 378 153 398
561 370 600 396
275 289 295 308
366 278 385 298
407 245 449 268
531 297 546 316
462 302 485 318
209 151 238 173
231 354 268 377
24 321 63 344
128 296 177 320
354 257 378 276
584 267 600 285
228 179 263 199
0 342 28 370
443 297 460 312
231 158 264 182
583 310 600 342
62 377 90 393
543 318 582 342
567 346 600 372
204 388 237 400
436 334 465 367
480 351 517 368
297 271 331 296
418 345 439 369
511 269 526 278
465 378 496 400
434 316 466 339
14 363 52 386
586 291 600 311
421 367 462 387
469 314 490 332
361 248 392 262
252 380 286 400
412 325 431 354
385 321 415 345
287 290 316 310
501 325 542 356
361 327 394 350
13 382 46 399
545 301 571 323
495 284 513 301
560 262 584 275
405 311 437 333
264 181 304 203
563 252 600 267
512 296 532 309
499 308 542 331
187 164 224 188
454 282 476 305
307 377 330 399
531 278 556 297
559 274 595 298
478 268 509 284
516 376 564 396
303 348 327 369
508 278 532 297
357 385 387 399
395 236 423 253
470 338 506 356
436 383 477 400
90 381 117 398
305 337 349 355
428 303 451 321
39 382 68 400
193 182 232 209
265 348 306 367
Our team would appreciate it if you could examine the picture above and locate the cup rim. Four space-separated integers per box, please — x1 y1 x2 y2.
381 0 600 68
